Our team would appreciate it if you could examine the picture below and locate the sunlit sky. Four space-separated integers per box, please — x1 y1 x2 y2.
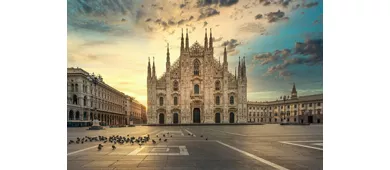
67 0 323 106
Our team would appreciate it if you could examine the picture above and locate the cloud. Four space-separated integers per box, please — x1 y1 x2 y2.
213 37 223 42
255 14 263 20
239 23 266 34
221 39 241 56
303 2 319 8
198 7 220 20
177 16 194 25
197 0 239 7
265 10 289 23
252 38 322 78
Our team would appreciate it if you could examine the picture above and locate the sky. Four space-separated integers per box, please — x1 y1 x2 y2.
67 0 323 106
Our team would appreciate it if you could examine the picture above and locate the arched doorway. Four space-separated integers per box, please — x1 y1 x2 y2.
159 113 164 124
193 108 201 123
75 111 80 120
215 113 221 123
229 112 235 123
69 110 74 120
173 113 179 124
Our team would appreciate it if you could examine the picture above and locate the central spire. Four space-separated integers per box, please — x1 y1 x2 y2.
185 28 189 50
180 28 184 51
209 28 213 49
204 28 208 49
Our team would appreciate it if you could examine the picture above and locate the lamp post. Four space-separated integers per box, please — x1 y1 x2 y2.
91 74 99 124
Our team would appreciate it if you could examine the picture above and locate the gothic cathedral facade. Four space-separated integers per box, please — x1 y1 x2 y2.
147 29 248 124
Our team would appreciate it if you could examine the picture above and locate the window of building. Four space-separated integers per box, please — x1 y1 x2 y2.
215 81 221 91
73 95 78 105
309 103 312 107
294 111 297 115
173 81 179 91
216 96 220 105
174 97 178 105
194 84 199 94
159 97 164 106
193 59 200 75
71 84 74 92
84 96 87 106
294 104 297 108
249 113 251 116
287 105 290 109
230 96 234 104
302 104 305 107
75 84 78 92
317 103 321 106
281 106 283 109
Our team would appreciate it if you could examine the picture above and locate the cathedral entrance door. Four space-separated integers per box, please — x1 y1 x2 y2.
229 112 235 123
173 113 179 124
193 108 201 123
215 113 221 123
159 113 164 124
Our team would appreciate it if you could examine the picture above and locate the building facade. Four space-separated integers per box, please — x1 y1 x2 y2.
67 68 127 127
141 105 147 124
147 29 248 124
247 84 323 124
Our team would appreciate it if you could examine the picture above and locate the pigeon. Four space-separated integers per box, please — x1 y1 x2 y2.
98 144 103 150
205 137 208 140
188 133 191 136
200 135 203 138
152 140 156 144
164 139 168 142
81 141 84 144
104 140 107 143
112 145 116 150
68 140 74 144
159 138 162 141
156 135 159 137
170 135 172 138
163 134 166 137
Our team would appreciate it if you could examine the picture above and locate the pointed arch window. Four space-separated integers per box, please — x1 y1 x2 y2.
174 97 178 105
173 81 179 91
194 84 200 94
159 97 164 106
230 96 234 105
215 81 221 91
193 59 200 75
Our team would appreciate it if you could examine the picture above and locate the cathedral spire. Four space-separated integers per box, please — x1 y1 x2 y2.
238 56 241 79
181 28 184 51
166 43 170 71
209 28 213 49
242 56 246 78
223 46 227 64
152 56 156 78
204 28 208 50
235 67 237 79
148 57 151 79
291 82 298 99
185 28 189 50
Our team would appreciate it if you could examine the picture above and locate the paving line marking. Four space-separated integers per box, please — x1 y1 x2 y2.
68 145 105 156
184 129 196 137
209 129 322 137
216 140 289 170
279 141 323 151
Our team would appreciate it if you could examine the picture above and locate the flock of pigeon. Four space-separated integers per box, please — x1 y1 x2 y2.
68 131 208 151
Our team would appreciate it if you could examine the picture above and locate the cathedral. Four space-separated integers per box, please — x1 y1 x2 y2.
147 28 248 124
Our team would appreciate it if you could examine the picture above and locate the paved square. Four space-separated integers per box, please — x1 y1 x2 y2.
68 125 323 170
129 145 189 155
